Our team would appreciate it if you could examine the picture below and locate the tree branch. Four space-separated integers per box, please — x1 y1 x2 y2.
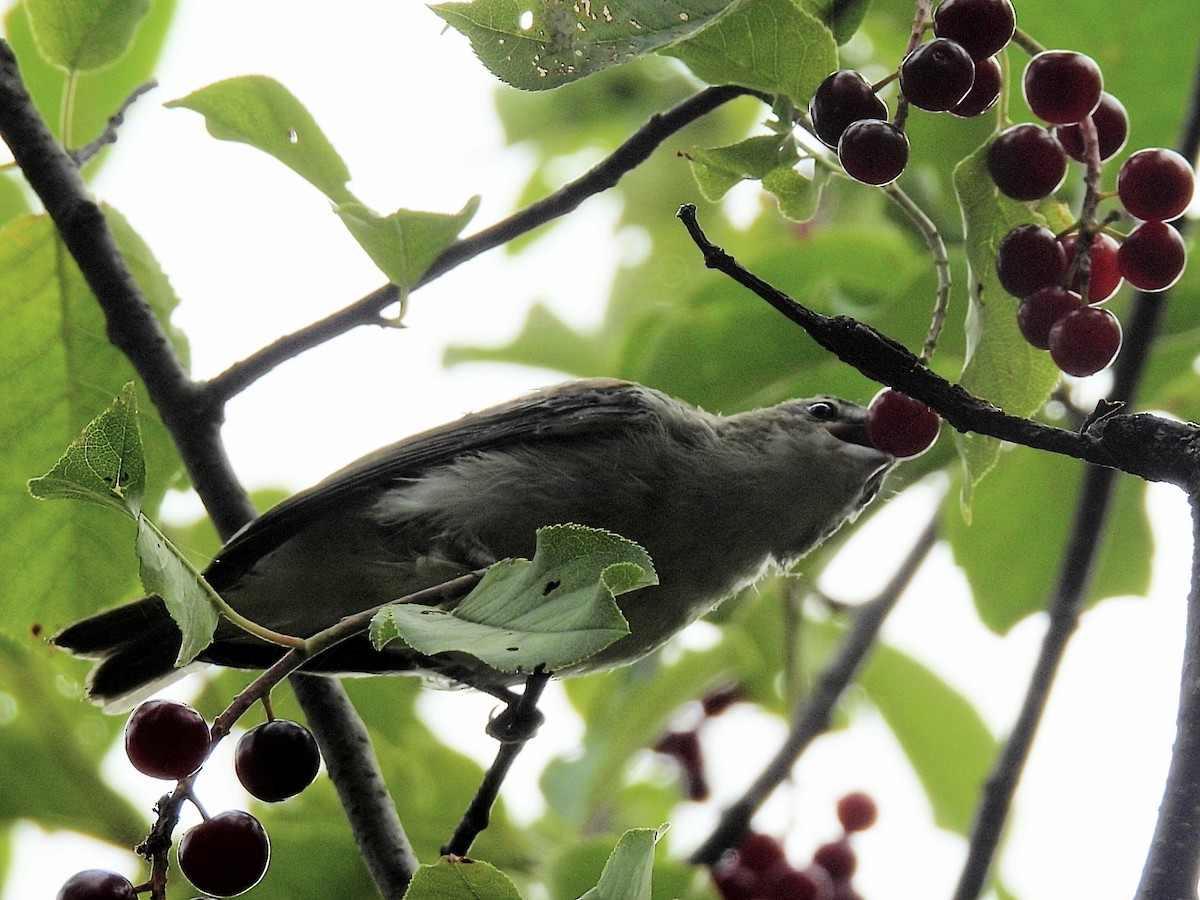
205 84 766 402
0 39 415 896
690 511 940 866
1135 489 1200 899
675 202 1200 489
953 45 1200 898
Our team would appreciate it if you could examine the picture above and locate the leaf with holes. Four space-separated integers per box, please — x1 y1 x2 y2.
370 524 654 673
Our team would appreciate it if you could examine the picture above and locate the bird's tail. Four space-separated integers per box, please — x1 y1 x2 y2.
52 596 190 711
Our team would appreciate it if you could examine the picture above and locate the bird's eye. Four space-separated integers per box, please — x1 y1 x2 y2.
808 401 839 421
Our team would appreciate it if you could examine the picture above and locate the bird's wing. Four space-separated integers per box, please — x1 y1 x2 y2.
206 379 663 584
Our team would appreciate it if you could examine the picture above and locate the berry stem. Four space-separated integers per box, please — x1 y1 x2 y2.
871 69 899 93
1008 27 1046 57
885 183 951 364
892 0 934 131
1075 114 1104 303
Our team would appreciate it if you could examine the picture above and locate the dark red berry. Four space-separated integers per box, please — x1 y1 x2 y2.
653 729 709 801
1118 220 1188 292
809 70 889 149
836 791 879 832
987 124 1067 200
932 0 1016 61
1023 50 1103 125
701 684 744 717
57 870 137 900
813 838 857 882
951 56 1002 118
760 861 830 900
866 389 940 458
900 38 975 112
838 119 909 186
712 861 760 900
235 719 321 802
1017 286 1084 350
1061 232 1123 302
737 831 787 873
1048 306 1122 376
1117 148 1196 222
1055 93 1129 162
179 810 270 897
125 699 210 780
995 224 1067 298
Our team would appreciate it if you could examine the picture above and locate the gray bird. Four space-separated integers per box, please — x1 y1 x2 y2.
54 379 894 710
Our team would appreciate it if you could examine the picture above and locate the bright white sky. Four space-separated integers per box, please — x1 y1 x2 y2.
4 3 1196 899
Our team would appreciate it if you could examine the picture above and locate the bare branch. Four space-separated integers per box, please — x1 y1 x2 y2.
690 511 940 866
205 85 766 402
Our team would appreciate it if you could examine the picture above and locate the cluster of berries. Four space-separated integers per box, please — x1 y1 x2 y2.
711 792 879 900
990 50 1194 376
57 698 322 899
808 0 1017 186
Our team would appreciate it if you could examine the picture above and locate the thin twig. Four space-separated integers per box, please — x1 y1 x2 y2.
690 511 940 866
70 80 158 166
204 84 767 403
442 668 551 857
884 183 951 363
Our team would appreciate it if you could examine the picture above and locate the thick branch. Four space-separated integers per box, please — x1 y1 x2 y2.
690 512 940 866
1136 491 1200 899
0 39 414 894
0 40 253 535
206 85 765 402
291 674 419 898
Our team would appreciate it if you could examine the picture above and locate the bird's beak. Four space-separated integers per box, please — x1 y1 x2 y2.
824 419 878 451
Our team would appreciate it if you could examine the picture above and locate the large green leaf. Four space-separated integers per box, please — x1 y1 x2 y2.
24 0 150 71
945 447 1153 633
166 76 354 204
0 636 144 844
577 827 661 900
860 641 997 834
402 857 522 900
665 0 837 106
951 141 1063 512
0 211 186 639
431 0 735 91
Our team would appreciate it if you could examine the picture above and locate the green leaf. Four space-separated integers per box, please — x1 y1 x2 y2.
402 855 522 900
166 76 353 203
25 385 217 663
577 827 662 900
431 0 735 91
683 133 796 201
945 447 1153 632
800 0 872 43
335 196 480 290
134 516 220 666
951 140 1062 513
861 642 996 834
27 382 145 517
24 0 150 71
762 163 829 222
371 524 654 673
665 0 837 106
0 211 185 641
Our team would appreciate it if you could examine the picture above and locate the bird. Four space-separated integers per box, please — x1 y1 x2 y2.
53 378 894 710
